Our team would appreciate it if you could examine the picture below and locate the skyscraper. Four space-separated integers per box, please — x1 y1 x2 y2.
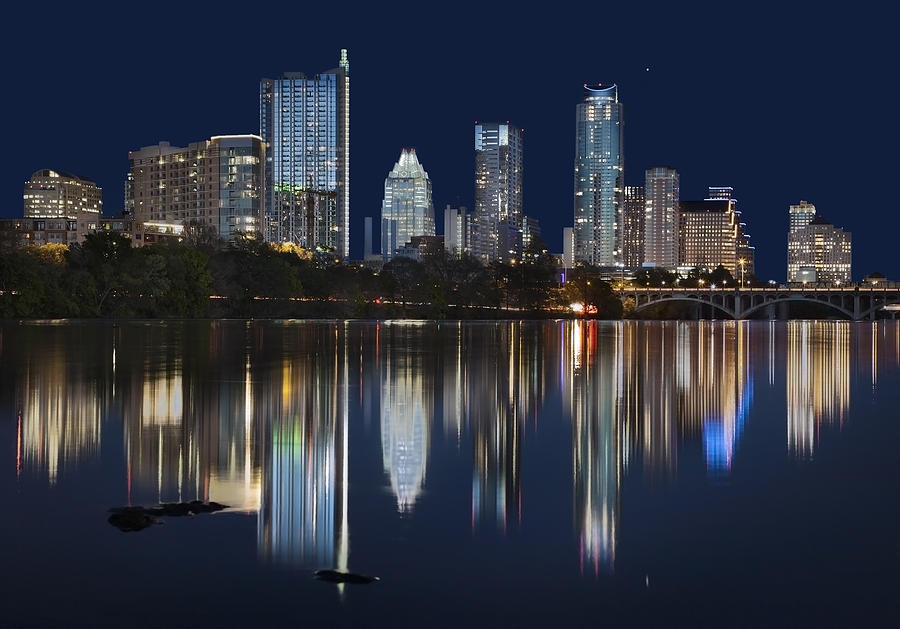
380 149 434 261
621 185 645 269
260 50 349 257
125 136 265 241
473 122 523 263
789 200 816 233
643 167 679 269
574 84 623 267
679 193 755 278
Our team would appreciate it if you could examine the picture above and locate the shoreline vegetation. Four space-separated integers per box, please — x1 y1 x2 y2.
0 232 623 321
0 231 867 321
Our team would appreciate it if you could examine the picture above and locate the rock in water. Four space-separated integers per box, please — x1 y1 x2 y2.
107 501 229 532
107 507 157 532
314 569 380 584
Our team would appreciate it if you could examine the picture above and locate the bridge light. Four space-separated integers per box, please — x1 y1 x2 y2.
570 302 585 313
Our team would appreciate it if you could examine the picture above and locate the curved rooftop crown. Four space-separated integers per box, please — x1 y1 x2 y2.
29 168 96 185
388 148 429 179
584 83 618 102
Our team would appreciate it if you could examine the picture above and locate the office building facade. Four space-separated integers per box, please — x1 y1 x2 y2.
381 148 434 262
787 215 851 284
126 135 265 241
789 200 816 233
574 84 623 267
473 122 523 263
679 193 754 279
23 169 102 243
260 50 349 257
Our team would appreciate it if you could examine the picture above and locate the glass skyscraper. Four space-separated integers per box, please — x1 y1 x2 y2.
574 84 623 267
381 148 434 261
473 122 523 263
260 50 349 257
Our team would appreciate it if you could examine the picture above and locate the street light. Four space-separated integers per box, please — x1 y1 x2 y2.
738 258 746 288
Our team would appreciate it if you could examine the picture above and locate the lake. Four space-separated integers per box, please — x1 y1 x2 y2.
1 320 898 627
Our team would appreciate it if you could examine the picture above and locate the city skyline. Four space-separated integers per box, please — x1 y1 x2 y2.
2 4 893 281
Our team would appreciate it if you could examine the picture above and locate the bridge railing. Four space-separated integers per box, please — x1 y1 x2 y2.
618 286 898 293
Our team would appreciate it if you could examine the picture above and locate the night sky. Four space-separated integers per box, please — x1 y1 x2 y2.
3 3 894 281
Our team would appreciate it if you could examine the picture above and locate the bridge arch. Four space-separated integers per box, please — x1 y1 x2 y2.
629 296 737 319
741 297 854 319
621 288 900 320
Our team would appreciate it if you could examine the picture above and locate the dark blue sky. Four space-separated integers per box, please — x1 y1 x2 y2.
2 2 893 281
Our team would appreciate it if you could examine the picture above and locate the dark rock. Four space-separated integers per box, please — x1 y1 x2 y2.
107 507 158 532
314 569 380 584
146 500 228 517
107 501 228 532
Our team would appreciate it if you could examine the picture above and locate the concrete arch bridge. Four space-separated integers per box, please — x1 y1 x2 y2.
619 286 900 320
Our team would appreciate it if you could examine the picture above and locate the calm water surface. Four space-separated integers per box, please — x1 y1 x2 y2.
1 320 899 627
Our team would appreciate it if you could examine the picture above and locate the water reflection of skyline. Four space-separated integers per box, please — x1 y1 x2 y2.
786 322 850 459
379 325 432 514
4 320 897 577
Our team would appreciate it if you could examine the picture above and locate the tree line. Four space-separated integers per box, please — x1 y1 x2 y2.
0 232 625 319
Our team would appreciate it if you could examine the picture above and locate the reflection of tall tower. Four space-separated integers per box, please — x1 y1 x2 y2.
470 323 528 533
380 325 432 513
257 324 348 569
441 323 466 441
565 320 622 574
786 321 850 459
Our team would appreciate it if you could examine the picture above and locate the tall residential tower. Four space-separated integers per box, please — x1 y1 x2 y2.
643 167 679 269
621 185 645 269
260 50 349 257
473 122 523 263
574 84 623 267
